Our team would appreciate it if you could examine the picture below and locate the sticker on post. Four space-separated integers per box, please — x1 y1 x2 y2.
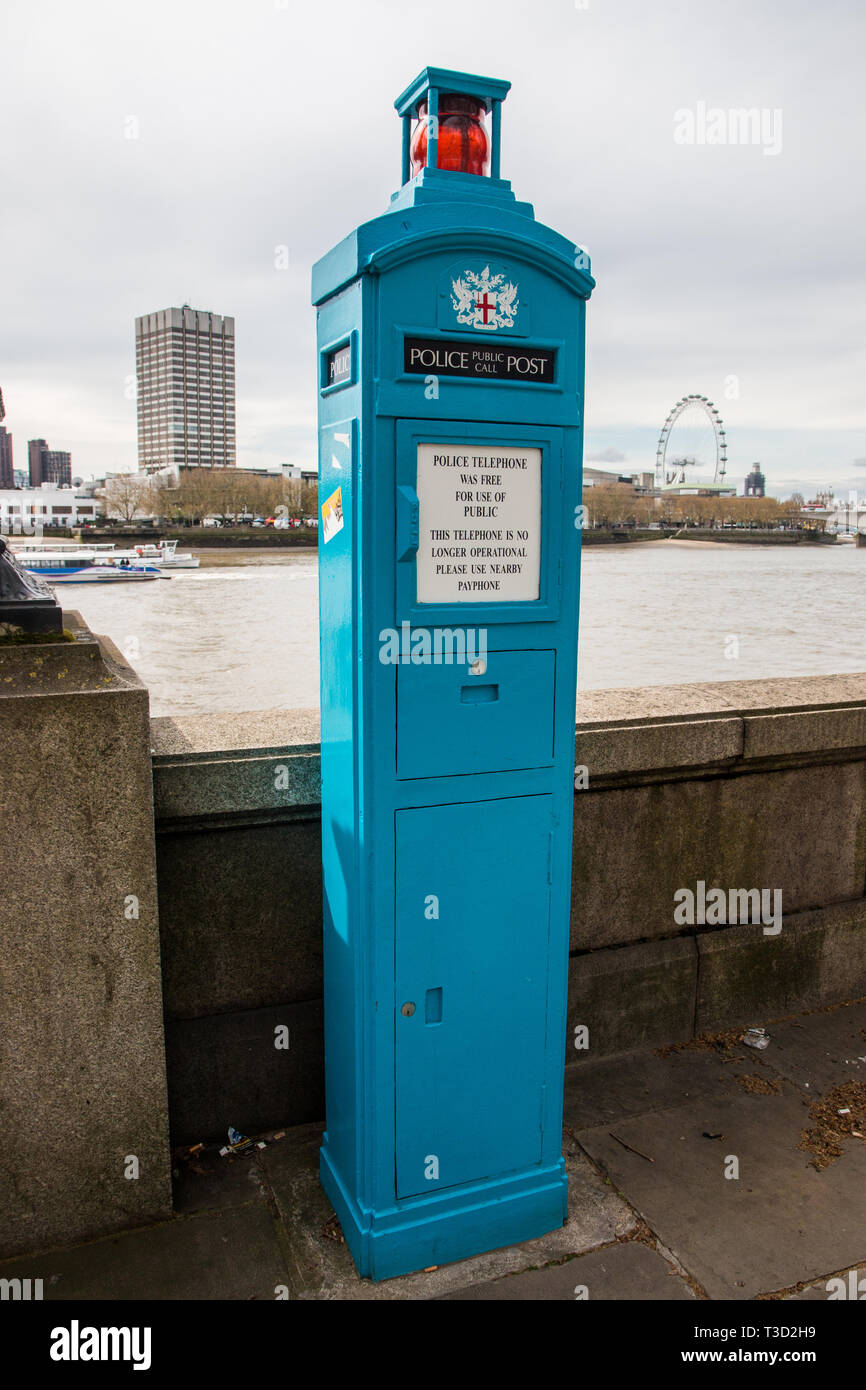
321 486 344 543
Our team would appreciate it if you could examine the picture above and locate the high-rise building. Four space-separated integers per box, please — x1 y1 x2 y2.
0 426 13 489
28 438 72 487
744 463 766 497
135 305 236 472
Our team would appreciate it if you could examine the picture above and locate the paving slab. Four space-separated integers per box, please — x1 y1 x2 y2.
259 1122 637 1299
564 1043 745 1131
577 1086 866 1299
753 1001 866 1091
444 1238 696 1300
4 1000 863 1302
171 1144 271 1216
0 1202 289 1301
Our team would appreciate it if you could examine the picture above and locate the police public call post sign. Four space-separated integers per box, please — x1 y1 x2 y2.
326 343 352 386
313 67 594 1281
404 336 556 382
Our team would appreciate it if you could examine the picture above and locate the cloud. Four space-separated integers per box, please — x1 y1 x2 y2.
1 0 864 480
586 447 627 464
853 458 866 468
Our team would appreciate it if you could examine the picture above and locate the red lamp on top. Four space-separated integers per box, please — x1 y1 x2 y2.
394 67 512 185
410 94 491 177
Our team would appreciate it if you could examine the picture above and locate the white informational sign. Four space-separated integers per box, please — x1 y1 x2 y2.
415 443 542 603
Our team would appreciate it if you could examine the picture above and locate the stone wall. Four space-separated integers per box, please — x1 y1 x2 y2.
151 674 866 1144
0 615 171 1258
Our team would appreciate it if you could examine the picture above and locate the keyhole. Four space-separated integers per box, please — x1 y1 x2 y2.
401 1002 416 1017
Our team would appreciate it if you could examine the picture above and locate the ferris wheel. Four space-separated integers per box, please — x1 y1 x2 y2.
655 394 728 488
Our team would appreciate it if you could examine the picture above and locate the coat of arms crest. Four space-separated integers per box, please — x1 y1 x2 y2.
450 265 519 332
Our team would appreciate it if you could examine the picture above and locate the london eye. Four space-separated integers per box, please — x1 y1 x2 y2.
655 395 728 489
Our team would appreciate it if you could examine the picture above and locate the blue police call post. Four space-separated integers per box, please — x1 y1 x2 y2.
313 67 594 1281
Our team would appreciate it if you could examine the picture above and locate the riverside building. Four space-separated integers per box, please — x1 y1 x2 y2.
28 438 72 487
0 426 13 488
0 483 97 532
135 305 236 472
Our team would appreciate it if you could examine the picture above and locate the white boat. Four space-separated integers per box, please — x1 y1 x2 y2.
12 537 198 572
129 540 199 569
15 549 164 583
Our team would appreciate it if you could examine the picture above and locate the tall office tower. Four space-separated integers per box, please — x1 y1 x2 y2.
135 305 236 472
28 439 72 486
0 426 13 488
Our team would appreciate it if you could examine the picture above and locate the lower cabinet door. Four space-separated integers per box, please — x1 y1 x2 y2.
394 794 553 1200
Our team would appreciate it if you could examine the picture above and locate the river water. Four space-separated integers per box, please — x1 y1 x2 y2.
67 540 866 718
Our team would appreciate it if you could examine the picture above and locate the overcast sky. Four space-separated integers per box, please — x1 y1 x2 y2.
1 0 864 497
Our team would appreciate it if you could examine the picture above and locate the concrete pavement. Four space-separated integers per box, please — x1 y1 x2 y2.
2 997 864 1301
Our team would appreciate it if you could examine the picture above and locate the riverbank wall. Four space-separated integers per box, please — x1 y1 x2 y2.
582 528 667 544
4 613 866 1256
583 528 834 545
669 528 836 545
84 526 833 549
150 673 866 1144
86 527 318 548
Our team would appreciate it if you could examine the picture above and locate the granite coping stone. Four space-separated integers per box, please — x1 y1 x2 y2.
574 673 866 727
150 706 321 759
153 748 321 821
148 672 866 814
149 675 866 757
574 716 743 777
0 610 138 695
742 705 866 759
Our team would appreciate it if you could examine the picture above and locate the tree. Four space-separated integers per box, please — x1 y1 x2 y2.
208 468 252 524
172 468 224 524
101 473 151 523
583 483 636 528
300 480 319 517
